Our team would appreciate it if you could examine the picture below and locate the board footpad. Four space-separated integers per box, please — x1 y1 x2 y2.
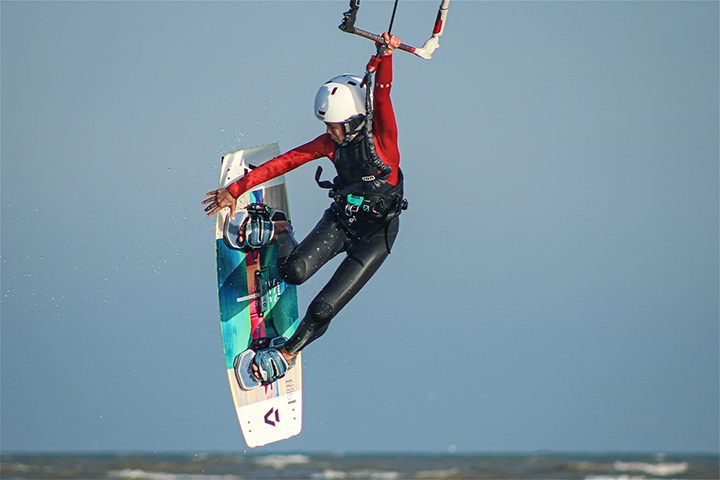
233 337 287 390
222 207 288 251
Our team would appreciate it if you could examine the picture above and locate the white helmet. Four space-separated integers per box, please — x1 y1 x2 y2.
314 74 366 124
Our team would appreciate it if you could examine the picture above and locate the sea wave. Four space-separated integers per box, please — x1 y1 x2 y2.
2 452 716 480
312 469 347 479
585 476 646 480
416 468 460 478
613 461 689 476
310 468 400 479
3 462 32 473
108 468 241 480
254 454 310 469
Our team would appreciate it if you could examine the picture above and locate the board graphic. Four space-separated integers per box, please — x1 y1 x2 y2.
215 143 302 448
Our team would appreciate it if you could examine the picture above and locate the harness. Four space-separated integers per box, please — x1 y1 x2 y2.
315 163 407 226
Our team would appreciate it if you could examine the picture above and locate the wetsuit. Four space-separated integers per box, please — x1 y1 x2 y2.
226 55 403 355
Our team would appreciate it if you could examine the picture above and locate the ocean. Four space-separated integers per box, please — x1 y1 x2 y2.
1 453 717 480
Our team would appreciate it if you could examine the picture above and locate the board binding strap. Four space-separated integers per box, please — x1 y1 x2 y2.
233 336 289 390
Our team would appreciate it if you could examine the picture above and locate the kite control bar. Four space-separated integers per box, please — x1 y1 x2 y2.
339 0 450 60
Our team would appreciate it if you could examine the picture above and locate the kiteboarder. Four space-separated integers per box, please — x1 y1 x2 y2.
203 33 404 385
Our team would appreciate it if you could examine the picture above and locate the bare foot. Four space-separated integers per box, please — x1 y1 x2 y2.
274 220 292 235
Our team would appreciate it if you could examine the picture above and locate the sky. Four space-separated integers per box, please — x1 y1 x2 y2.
1 0 718 455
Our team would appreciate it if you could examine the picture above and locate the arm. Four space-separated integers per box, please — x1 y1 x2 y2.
203 134 335 219
371 34 401 185
227 135 334 197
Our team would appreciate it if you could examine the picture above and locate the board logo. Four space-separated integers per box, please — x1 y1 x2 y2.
264 407 280 426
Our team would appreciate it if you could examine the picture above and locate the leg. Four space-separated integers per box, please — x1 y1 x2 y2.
250 210 348 381
277 208 348 286
284 216 400 354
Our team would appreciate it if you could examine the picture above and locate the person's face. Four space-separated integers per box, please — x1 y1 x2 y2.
325 123 346 145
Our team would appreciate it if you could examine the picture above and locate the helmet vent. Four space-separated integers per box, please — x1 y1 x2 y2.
314 74 366 123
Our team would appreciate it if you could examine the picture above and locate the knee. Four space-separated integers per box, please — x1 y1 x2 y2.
307 300 334 326
279 255 307 285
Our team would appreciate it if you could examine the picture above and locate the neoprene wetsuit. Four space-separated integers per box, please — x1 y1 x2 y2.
226 55 403 355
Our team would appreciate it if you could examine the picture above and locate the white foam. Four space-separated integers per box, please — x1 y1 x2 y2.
255 454 310 469
585 476 646 480
108 469 241 480
351 468 400 479
613 461 689 476
311 469 348 479
417 468 461 479
310 469 400 479
370 472 400 479
3 463 31 474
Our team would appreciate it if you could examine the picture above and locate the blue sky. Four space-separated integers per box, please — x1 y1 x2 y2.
2 1 718 454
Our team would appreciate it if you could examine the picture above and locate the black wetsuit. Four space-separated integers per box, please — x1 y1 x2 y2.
279 135 405 355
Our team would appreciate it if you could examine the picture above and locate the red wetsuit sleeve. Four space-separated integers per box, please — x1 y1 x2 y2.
372 55 401 186
227 134 336 198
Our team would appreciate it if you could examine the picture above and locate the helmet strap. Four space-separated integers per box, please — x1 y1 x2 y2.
343 116 366 136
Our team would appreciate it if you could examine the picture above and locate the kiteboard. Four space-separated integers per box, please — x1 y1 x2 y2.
214 143 302 448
